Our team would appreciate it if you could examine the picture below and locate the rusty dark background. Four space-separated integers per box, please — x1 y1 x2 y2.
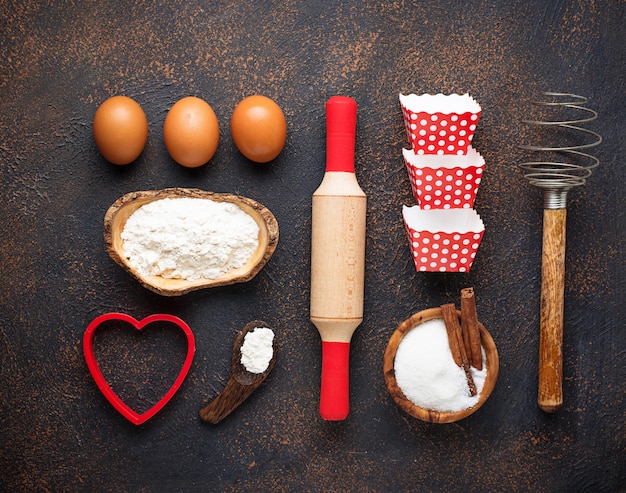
1 1 624 492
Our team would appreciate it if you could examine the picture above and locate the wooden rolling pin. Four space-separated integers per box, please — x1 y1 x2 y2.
310 96 366 421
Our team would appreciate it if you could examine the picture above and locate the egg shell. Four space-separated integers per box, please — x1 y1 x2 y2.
163 96 220 168
93 96 148 165
230 95 287 163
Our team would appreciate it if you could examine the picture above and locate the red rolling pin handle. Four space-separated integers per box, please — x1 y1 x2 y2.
325 96 357 173
320 341 351 420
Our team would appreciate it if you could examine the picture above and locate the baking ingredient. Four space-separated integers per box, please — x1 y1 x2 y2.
394 318 487 412
121 197 259 281
230 95 287 163
93 95 148 165
163 96 220 168
441 303 476 396
240 327 275 374
461 287 483 369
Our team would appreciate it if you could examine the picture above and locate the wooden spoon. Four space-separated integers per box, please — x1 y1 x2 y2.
199 320 277 424
104 188 279 296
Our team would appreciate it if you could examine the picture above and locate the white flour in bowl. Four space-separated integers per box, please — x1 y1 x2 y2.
121 197 259 281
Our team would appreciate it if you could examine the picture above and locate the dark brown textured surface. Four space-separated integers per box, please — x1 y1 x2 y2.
1 1 624 492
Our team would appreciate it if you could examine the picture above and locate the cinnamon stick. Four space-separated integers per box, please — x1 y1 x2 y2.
461 300 473 367
441 303 477 396
461 287 483 370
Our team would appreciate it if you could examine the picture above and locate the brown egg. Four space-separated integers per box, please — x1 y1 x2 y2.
93 96 148 165
230 95 286 163
163 96 220 168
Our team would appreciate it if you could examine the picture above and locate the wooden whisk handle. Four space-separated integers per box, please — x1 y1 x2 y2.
538 208 567 412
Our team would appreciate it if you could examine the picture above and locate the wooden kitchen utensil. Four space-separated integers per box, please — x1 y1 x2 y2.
199 321 277 424
310 96 366 421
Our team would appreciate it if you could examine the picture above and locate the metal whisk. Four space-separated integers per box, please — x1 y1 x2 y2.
518 92 601 413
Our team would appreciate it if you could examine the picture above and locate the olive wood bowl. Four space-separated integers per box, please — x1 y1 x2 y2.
383 307 498 423
104 188 279 296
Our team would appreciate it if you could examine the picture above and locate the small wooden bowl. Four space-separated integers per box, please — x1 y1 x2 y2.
104 188 279 296
383 307 498 423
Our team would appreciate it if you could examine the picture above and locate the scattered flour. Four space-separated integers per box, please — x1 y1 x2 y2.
240 327 275 374
394 318 487 412
121 197 259 281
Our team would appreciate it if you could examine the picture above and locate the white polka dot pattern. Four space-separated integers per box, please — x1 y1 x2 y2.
401 110 481 155
404 225 484 273
405 164 484 209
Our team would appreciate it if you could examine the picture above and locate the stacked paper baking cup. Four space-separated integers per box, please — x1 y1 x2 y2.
399 93 485 273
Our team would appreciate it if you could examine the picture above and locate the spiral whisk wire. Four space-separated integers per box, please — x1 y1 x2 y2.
518 92 602 204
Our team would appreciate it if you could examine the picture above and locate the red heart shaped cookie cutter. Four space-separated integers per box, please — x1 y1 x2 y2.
83 312 195 425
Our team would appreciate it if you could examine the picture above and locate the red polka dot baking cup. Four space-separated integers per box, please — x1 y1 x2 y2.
402 146 485 209
402 206 485 272
399 93 481 155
